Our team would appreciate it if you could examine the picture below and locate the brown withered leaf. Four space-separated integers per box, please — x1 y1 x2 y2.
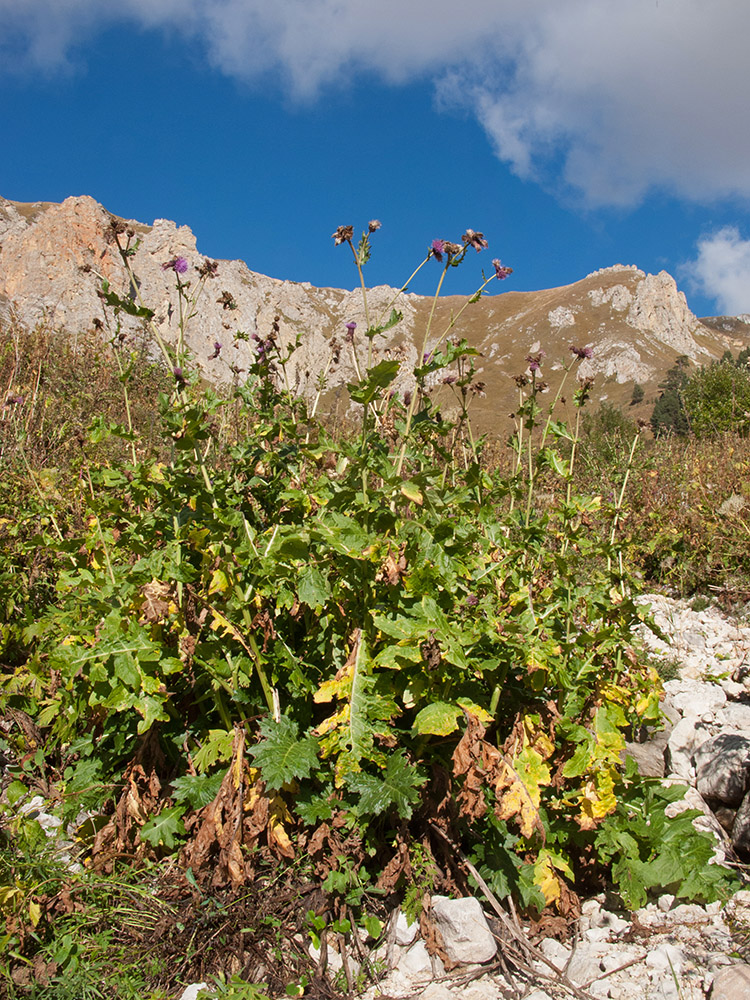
376 835 411 893
251 608 277 651
308 822 344 877
375 544 408 586
452 713 501 821
420 900 454 970
181 727 247 887
139 580 174 624
420 632 442 671
91 728 165 866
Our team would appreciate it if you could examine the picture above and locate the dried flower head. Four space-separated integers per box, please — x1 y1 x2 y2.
442 374 458 385
514 373 530 387
469 381 486 396
368 220 382 233
197 258 219 279
492 259 513 280
570 344 594 360
107 218 128 237
217 290 237 310
443 241 462 258
332 225 354 245
462 229 488 252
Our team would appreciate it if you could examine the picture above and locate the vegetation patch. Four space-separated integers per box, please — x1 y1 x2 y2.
0 221 746 997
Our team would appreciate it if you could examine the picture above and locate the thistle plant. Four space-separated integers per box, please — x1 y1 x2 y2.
0 219 738 930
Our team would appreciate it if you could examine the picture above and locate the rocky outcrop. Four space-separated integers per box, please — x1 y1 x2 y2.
1 194 748 431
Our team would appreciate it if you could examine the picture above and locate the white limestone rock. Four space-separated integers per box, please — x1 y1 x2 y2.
430 896 497 965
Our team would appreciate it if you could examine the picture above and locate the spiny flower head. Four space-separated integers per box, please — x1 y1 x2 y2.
430 239 445 262
332 225 354 245
462 229 488 252
570 344 594 360
526 350 546 374
492 259 513 280
162 256 189 274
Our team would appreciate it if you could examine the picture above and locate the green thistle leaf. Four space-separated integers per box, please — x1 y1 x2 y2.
249 716 320 791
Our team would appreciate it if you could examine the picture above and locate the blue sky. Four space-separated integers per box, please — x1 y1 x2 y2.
3 1 750 317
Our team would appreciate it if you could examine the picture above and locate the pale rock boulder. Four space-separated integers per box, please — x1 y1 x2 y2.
430 895 497 965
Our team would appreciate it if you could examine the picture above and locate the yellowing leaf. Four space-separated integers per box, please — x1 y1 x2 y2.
268 794 295 859
400 481 423 505
533 849 574 906
210 611 239 639
414 702 462 736
313 704 350 737
0 886 23 906
188 526 210 549
533 854 561 905
313 661 354 704
494 747 549 841
456 698 493 725
28 900 42 927
576 767 618 829
208 568 230 595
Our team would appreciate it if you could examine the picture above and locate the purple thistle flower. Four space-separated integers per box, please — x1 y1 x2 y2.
570 345 594 360
403 390 412 407
162 256 189 274
172 367 186 387
492 259 513 280
5 394 23 406
465 594 479 607
442 374 458 385
526 350 546 374
208 341 222 360
430 239 445 262
345 321 357 344
423 351 434 365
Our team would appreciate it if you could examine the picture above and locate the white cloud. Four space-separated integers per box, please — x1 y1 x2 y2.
684 228 750 316
2 0 750 208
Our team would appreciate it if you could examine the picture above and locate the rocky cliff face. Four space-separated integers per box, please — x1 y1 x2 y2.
1 194 747 432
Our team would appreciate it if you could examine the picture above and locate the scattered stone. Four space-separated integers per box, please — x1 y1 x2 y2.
711 964 750 1000
419 984 454 1000
178 985 209 1000
397 939 435 977
394 910 419 947
732 792 750 852
694 734 750 806
430 896 497 965
624 737 666 778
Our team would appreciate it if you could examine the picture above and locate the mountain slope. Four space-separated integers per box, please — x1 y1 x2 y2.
1 194 747 434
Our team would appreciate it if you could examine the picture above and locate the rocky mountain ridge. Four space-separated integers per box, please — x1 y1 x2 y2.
1 194 748 433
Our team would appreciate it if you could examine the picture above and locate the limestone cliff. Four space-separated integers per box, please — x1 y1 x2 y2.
1 194 746 432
